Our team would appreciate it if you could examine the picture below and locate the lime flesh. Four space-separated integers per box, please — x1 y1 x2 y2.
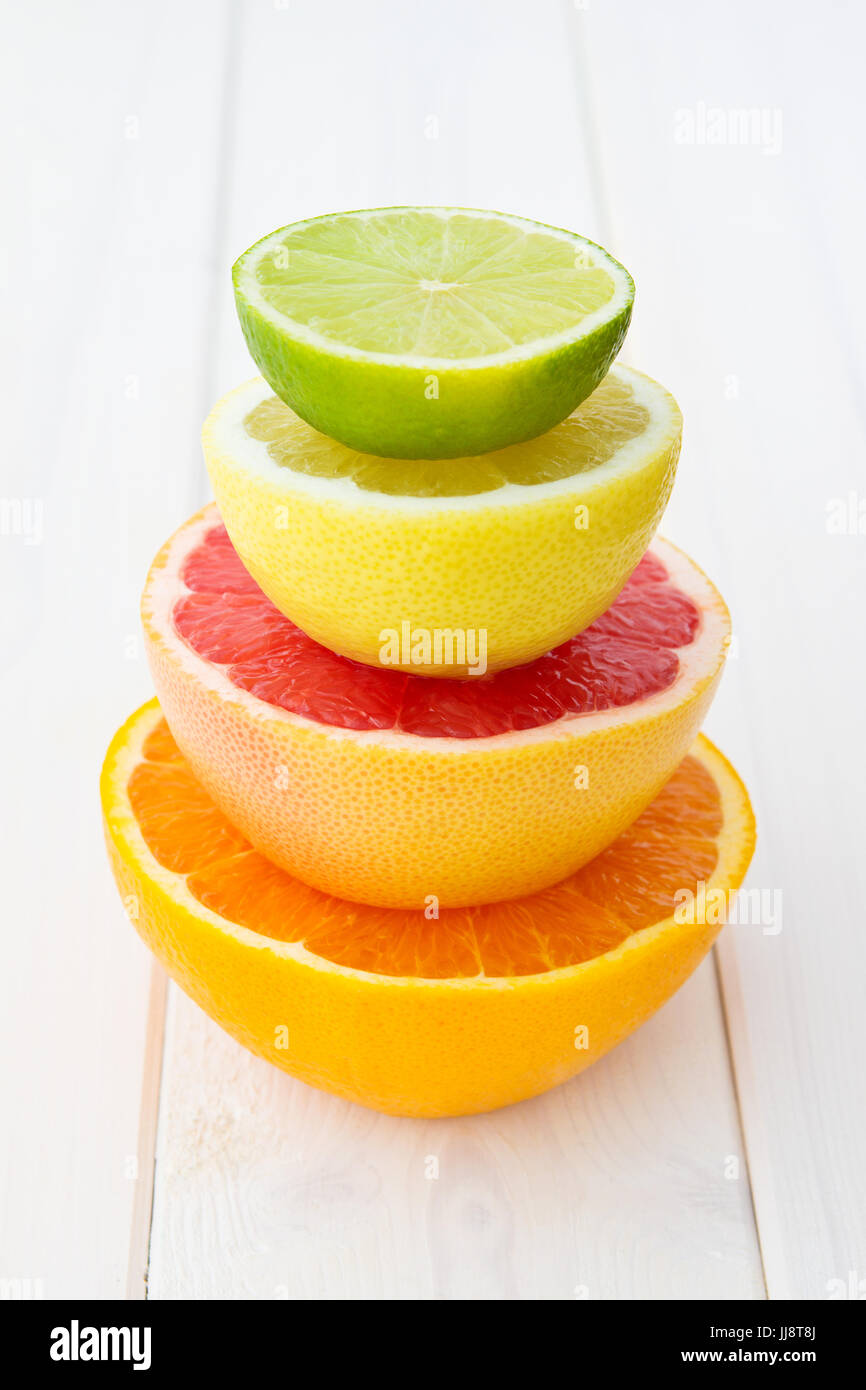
233 207 634 457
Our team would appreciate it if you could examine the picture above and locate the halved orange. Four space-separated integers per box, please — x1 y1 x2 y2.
102 700 755 1117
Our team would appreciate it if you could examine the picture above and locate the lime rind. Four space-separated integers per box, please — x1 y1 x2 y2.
233 207 634 458
241 366 654 499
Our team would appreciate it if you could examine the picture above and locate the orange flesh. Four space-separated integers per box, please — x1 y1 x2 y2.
129 720 721 979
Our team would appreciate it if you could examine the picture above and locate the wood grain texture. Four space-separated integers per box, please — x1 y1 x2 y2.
144 0 763 1301
578 0 866 1299
149 963 762 1301
0 0 229 1297
9 0 861 1302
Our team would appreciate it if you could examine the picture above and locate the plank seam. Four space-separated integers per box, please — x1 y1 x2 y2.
125 964 168 1300
137 0 244 1299
714 936 792 1299
712 946 770 1299
199 0 245 463
563 0 617 253
569 0 770 1298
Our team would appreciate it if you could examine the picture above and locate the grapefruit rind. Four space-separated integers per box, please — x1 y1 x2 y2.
102 700 755 1118
142 507 731 909
203 363 680 675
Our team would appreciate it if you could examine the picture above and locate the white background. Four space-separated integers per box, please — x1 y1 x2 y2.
1 0 865 1300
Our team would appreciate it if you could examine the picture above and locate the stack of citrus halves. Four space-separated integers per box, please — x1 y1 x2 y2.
102 208 754 1117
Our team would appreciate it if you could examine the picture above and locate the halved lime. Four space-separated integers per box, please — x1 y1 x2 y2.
232 207 634 458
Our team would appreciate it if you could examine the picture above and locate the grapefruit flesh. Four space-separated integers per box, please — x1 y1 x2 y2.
175 522 698 736
102 700 755 1115
144 505 730 909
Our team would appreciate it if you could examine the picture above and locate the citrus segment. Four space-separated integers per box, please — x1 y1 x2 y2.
233 207 634 457
203 364 681 674
101 701 755 1115
128 759 249 873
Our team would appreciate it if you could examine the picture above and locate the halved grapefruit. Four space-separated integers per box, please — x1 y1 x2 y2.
142 506 730 909
101 702 755 1117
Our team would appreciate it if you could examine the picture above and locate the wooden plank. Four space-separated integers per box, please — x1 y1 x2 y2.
146 0 764 1300
577 0 866 1297
0 0 230 1297
149 963 762 1301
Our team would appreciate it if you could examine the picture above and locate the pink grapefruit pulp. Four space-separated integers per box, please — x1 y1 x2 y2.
176 522 699 735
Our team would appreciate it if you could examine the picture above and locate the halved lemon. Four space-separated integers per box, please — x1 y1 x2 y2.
203 363 680 675
102 701 755 1117
233 207 634 457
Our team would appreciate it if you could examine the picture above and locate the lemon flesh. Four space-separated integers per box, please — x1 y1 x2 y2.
244 370 650 498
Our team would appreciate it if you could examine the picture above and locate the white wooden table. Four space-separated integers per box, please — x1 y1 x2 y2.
2 0 864 1301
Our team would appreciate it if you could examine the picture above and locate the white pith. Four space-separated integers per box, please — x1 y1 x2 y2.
105 702 750 988
236 207 633 368
142 506 730 756
205 364 678 514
